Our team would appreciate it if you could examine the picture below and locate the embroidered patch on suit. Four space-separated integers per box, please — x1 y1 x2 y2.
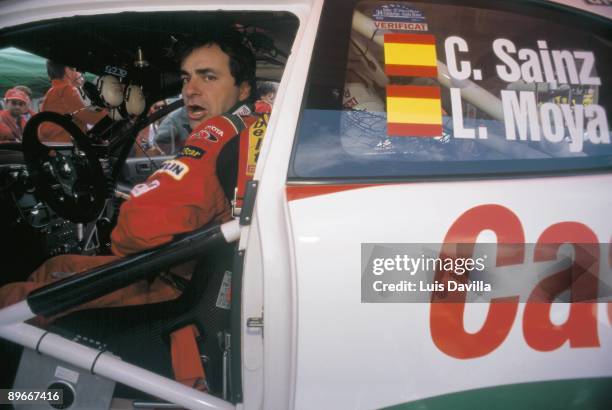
176 145 206 159
155 160 190 180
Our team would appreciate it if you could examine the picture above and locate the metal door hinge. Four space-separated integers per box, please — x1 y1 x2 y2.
246 316 263 329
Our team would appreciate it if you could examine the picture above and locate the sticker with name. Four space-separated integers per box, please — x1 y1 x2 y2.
442 36 609 151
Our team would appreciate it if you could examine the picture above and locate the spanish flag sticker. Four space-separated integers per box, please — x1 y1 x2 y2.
384 33 437 78
386 85 442 137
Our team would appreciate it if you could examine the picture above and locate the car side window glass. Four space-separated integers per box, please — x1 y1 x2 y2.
290 1 612 180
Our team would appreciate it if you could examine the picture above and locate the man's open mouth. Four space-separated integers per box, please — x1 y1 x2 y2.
186 104 207 121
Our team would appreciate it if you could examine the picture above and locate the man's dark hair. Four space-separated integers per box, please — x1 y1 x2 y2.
46 60 66 80
179 26 256 102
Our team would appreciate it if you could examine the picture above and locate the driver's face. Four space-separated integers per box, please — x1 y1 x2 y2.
181 44 251 130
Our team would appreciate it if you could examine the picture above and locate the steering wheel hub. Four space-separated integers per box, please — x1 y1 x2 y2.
22 112 107 223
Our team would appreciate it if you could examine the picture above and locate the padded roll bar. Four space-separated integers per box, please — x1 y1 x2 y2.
27 220 239 317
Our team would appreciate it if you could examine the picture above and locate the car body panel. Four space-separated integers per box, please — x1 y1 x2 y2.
286 174 612 408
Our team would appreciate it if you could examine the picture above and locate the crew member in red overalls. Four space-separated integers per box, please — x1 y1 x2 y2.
38 61 108 143
0 88 29 142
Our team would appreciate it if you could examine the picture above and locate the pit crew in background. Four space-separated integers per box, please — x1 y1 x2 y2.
13 85 36 122
0 88 30 142
0 26 257 318
254 81 277 114
38 61 109 143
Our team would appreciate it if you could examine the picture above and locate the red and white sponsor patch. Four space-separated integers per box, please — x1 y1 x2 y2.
204 124 224 137
130 179 161 197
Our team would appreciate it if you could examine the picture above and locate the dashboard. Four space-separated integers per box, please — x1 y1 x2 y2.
0 147 84 285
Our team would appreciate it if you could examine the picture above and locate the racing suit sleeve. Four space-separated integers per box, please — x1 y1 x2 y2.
110 114 254 257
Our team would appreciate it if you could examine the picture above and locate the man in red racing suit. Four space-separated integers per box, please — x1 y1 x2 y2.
0 29 257 318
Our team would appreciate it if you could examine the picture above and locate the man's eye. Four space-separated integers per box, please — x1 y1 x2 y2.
205 75 217 81
181 77 189 84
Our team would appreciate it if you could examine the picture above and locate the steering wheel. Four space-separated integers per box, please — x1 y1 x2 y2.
22 112 107 223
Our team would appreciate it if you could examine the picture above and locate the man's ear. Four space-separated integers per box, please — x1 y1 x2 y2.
238 81 251 102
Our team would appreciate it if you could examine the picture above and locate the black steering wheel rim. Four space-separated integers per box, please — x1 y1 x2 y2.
22 111 107 223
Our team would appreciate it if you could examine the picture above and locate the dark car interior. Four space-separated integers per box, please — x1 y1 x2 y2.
0 10 298 404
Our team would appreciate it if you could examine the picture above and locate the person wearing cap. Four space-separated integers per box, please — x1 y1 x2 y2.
38 61 108 143
13 85 36 122
0 88 30 142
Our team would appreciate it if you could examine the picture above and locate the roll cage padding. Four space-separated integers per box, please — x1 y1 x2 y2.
27 222 226 317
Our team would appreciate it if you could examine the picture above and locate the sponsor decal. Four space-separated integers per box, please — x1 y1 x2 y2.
247 116 267 175
204 124 224 137
154 160 189 180
177 145 205 159
373 4 428 32
104 65 128 78
431 204 610 358
130 179 161 197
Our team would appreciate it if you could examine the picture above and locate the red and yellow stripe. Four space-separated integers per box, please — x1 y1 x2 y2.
384 33 438 78
386 85 442 137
